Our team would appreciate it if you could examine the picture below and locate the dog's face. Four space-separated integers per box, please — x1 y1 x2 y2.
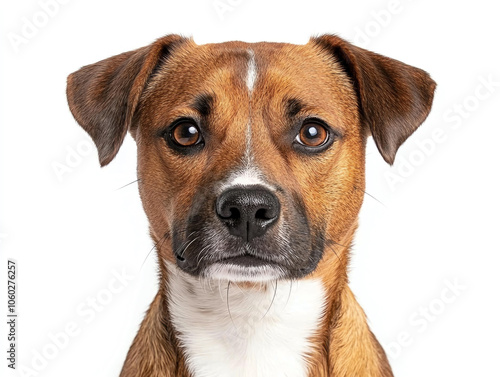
67 35 435 282
136 40 366 281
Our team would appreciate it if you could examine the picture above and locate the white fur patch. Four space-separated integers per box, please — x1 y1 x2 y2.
246 50 258 92
166 261 326 377
218 167 274 193
203 262 284 282
232 50 263 188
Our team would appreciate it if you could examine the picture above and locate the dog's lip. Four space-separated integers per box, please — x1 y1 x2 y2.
217 253 276 267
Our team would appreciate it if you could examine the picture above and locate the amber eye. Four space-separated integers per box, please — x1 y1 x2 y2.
295 122 329 147
170 122 201 147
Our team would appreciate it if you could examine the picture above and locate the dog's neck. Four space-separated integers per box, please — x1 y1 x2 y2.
165 262 326 377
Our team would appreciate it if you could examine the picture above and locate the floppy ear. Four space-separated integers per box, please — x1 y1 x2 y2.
66 34 186 166
312 34 436 165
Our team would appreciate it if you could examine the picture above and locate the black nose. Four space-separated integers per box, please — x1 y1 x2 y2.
216 187 280 242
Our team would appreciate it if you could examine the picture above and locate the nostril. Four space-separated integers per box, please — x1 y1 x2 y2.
255 208 271 221
228 207 240 220
217 202 238 219
220 207 241 222
217 204 241 224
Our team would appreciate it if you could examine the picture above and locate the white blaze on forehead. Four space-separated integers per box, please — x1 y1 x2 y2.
242 49 260 179
246 49 258 92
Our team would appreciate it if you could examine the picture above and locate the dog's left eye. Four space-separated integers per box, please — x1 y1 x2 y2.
170 121 202 147
295 122 329 147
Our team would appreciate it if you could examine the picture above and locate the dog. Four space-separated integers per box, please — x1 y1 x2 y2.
66 34 435 377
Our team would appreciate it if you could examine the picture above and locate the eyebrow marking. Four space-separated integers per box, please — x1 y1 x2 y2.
286 98 305 118
192 93 214 117
246 50 258 92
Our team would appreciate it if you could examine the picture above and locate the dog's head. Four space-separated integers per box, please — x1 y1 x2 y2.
67 35 435 282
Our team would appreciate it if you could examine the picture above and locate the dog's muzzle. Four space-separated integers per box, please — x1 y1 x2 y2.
172 182 323 281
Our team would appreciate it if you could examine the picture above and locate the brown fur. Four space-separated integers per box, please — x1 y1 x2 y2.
66 34 435 377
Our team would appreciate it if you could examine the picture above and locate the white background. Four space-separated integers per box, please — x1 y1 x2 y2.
1 0 499 376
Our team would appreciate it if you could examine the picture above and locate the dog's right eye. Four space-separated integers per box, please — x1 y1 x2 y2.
164 119 204 151
171 122 201 146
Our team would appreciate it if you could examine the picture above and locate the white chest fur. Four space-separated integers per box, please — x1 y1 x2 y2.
165 262 326 377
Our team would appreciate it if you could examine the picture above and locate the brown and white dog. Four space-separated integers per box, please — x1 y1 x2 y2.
66 34 435 377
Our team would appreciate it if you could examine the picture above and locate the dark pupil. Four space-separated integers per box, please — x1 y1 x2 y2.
175 124 198 145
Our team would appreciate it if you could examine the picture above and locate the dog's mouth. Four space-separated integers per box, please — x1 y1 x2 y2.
218 253 275 267
171 220 324 280
174 246 280 268
173 241 323 283
173 239 291 281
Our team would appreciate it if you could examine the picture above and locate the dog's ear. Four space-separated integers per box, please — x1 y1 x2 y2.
312 34 436 165
66 34 186 166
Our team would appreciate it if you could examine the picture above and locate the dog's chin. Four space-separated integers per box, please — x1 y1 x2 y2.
201 259 285 283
